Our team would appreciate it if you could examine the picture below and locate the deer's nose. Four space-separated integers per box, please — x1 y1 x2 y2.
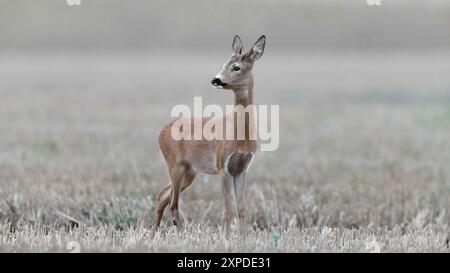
211 78 226 87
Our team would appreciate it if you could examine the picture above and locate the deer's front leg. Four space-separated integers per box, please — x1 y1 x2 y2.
221 171 233 238
233 172 247 238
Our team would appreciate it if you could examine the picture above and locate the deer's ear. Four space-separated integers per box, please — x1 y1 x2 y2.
243 35 266 62
232 35 243 55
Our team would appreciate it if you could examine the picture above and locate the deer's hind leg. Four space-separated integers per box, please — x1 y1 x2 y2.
169 163 196 230
176 167 197 227
155 184 172 230
154 163 196 230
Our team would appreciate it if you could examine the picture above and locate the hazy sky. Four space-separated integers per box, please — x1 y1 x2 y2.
1 0 449 51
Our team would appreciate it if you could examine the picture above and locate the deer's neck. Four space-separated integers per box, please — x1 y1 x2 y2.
233 79 253 107
232 77 256 153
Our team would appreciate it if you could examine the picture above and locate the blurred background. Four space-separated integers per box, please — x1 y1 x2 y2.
1 0 450 52
1 0 450 251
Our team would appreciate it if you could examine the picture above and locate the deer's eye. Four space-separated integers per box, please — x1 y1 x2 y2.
232 66 240 71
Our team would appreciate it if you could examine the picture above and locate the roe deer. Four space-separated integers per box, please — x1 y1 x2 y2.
155 35 266 238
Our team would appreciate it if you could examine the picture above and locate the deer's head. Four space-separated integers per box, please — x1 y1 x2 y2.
211 35 266 91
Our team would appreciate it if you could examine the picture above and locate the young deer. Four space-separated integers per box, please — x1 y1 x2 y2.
155 35 266 237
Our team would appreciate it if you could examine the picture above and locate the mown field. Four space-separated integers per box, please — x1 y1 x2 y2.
1 52 450 252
